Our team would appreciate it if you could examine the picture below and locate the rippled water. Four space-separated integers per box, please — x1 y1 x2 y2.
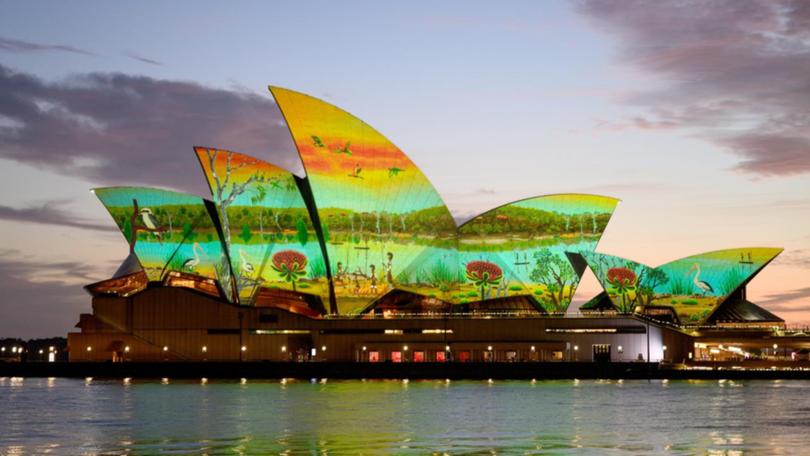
2 377 810 455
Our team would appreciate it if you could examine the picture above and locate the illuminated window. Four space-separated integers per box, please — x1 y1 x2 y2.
391 351 402 363
413 351 425 362
435 351 446 362
368 351 380 362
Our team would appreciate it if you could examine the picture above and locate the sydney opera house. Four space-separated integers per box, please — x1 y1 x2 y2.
69 87 791 364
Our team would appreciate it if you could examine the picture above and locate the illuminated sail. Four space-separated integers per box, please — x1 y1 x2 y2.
195 147 328 305
270 87 458 314
459 194 619 312
93 187 233 299
578 248 783 323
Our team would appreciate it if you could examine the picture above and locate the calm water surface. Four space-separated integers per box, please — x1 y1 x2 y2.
2 377 810 455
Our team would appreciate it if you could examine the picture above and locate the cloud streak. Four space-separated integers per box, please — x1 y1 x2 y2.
579 0 810 176
0 63 301 196
123 50 162 66
0 36 95 56
0 201 113 232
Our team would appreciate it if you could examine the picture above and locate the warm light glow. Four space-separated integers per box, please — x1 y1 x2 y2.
403 345 409 351
202 346 207 352
38 349 43 354
384 329 404 335
1 347 5 352
617 345 623 353
362 346 367 351
163 346 168 352
574 345 579 351
530 346 536 352
240 378 247 384
123 377 131 385
487 345 493 351
124 346 130 353
773 344 779 349
281 345 287 352
663 345 667 351
86 346 92 352
321 345 327 351
445 345 451 351
241 345 247 352
201 377 208 384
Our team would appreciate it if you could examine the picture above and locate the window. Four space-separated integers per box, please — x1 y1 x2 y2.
506 350 517 361
368 351 380 362
458 351 471 362
391 351 402 363
435 351 446 362
413 351 425 362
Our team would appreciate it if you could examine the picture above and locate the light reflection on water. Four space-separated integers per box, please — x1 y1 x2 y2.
2 377 810 454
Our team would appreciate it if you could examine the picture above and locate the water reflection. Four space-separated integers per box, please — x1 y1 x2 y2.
1 379 810 454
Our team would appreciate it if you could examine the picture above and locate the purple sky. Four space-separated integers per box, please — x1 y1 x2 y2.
1 0 808 337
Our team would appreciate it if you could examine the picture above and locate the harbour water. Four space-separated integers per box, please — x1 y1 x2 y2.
2 377 809 454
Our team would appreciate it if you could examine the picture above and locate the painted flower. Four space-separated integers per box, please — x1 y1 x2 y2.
271 250 308 290
606 267 637 312
607 267 637 287
466 261 503 288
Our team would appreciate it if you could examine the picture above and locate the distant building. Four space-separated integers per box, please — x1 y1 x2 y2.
69 87 789 363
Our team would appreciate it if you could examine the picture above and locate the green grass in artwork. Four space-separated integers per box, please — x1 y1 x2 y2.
668 275 692 295
509 285 523 292
718 267 747 295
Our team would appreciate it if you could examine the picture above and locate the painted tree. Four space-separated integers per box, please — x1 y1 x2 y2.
250 183 267 237
529 250 576 312
201 149 264 301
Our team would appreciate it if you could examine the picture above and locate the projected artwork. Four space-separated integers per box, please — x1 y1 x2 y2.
457 194 619 312
195 148 328 304
579 248 783 323
270 87 458 314
94 187 232 298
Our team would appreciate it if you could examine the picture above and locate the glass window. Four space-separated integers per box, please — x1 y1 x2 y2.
391 351 402 363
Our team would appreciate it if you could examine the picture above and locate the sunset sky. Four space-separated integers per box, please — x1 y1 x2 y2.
1 1 808 337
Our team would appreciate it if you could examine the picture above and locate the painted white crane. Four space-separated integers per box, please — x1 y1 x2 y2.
240 249 255 277
181 242 203 271
687 262 714 295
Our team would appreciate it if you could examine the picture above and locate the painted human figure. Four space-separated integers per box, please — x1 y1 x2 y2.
336 261 345 283
385 252 394 288
369 264 378 293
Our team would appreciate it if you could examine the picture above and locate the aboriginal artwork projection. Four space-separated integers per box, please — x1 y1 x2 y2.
270 87 458 314
579 248 783 323
195 148 328 304
457 194 619 312
94 187 232 299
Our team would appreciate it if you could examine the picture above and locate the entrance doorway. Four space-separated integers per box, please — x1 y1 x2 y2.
593 344 611 362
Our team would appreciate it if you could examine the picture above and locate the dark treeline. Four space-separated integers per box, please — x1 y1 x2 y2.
463 206 612 237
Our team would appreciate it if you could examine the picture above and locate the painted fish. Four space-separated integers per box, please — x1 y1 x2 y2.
388 167 405 177
311 135 325 148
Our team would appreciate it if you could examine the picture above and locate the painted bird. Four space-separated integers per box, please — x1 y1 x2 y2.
388 167 404 177
181 242 203 271
687 263 714 295
311 135 325 148
240 249 255 276
334 142 352 155
349 163 363 179
139 208 162 242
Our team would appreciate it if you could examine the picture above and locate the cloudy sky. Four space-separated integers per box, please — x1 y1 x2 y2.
1 0 808 337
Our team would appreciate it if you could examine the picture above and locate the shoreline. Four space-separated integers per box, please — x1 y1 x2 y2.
3 362 810 380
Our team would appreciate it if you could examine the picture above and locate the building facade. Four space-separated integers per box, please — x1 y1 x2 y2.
68 86 787 363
